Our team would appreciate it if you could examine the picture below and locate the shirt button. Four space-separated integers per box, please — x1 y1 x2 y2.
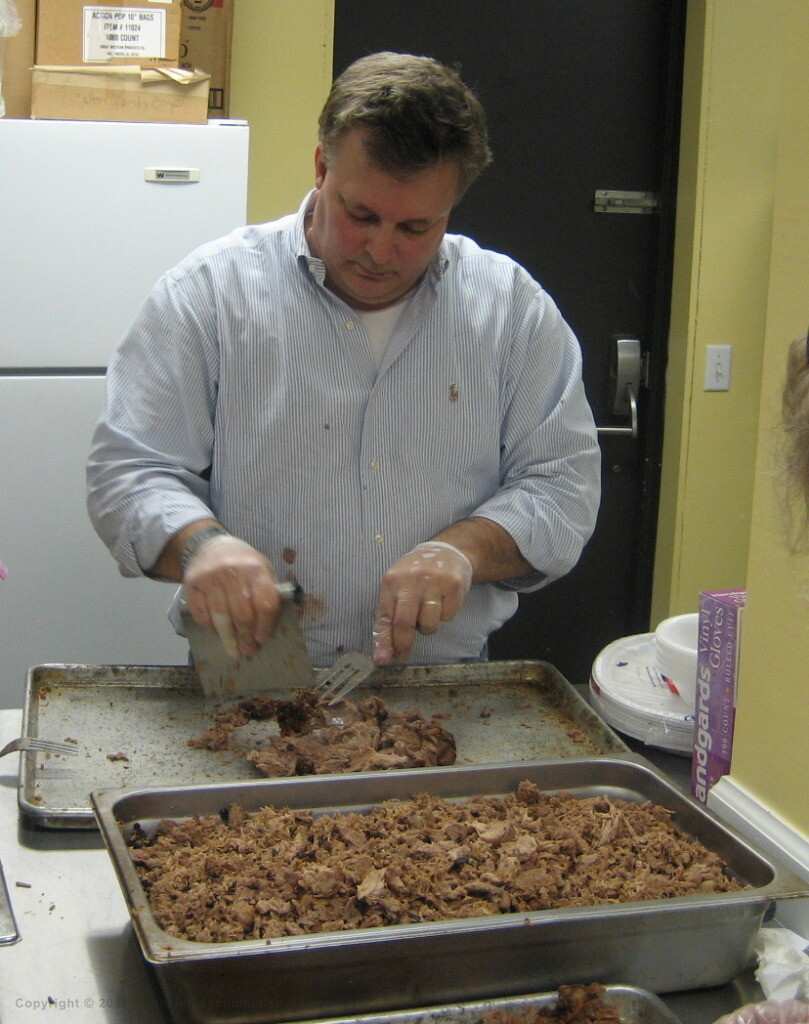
374 533 384 545
369 459 379 470
345 320 356 330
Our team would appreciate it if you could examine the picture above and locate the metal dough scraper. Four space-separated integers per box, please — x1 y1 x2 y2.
182 583 316 698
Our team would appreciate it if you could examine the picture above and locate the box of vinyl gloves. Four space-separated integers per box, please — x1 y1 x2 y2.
691 590 746 804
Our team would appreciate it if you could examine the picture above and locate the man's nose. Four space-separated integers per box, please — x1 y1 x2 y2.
364 224 396 266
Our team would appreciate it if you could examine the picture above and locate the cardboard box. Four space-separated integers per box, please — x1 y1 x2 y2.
31 64 209 124
1 0 36 117
179 0 232 117
691 590 746 804
36 0 181 68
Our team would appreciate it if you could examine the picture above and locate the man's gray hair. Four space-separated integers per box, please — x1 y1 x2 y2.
318 52 492 201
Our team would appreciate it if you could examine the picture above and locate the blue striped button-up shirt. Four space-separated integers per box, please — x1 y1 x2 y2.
87 193 600 665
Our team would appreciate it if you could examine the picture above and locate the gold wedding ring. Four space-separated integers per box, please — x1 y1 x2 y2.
422 599 442 606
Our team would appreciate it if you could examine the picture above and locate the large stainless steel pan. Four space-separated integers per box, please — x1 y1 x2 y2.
91 756 808 1024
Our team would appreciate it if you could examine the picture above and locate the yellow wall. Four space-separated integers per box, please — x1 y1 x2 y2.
229 0 334 223
651 1 787 625
731 0 809 836
653 0 808 837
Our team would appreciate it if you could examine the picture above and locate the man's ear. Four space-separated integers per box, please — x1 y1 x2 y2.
314 145 327 189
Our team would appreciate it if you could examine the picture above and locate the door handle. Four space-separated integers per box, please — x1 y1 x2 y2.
597 337 642 438
597 382 638 437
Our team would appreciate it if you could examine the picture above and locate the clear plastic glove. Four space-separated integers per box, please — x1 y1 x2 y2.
182 534 284 659
712 1001 809 1024
372 540 473 665
756 927 809 1003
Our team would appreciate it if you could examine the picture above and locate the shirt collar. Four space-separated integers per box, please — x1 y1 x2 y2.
295 189 327 285
432 242 450 282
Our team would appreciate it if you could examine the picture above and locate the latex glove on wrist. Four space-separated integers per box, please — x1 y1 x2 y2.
372 541 473 666
182 533 284 659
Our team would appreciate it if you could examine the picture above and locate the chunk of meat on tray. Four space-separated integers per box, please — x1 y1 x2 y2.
189 689 457 776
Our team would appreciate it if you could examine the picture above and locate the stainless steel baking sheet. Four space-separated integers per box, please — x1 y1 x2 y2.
91 757 809 1024
19 661 628 829
319 984 682 1024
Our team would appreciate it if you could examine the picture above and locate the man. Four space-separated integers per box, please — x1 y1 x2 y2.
87 52 600 668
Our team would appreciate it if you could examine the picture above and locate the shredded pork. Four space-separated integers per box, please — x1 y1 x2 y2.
188 689 457 775
481 984 623 1024
130 779 746 944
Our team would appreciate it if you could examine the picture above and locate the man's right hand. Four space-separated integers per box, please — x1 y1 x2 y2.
182 533 285 659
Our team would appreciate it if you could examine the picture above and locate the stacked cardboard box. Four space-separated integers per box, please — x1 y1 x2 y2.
179 0 232 118
3 1 234 123
20 0 214 124
36 0 183 67
31 64 211 123
691 590 746 804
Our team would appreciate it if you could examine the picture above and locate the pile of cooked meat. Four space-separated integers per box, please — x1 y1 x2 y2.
129 779 746 943
188 689 457 775
481 984 622 1024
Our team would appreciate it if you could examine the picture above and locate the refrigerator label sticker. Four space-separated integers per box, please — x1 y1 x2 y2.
83 6 167 63
144 168 201 183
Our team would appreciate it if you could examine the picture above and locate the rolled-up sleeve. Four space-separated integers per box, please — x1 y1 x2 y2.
86 265 220 577
471 276 601 590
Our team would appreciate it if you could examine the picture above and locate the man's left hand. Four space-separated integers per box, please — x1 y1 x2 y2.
372 541 473 664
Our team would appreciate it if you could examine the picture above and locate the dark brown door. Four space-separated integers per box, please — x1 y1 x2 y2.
333 0 685 685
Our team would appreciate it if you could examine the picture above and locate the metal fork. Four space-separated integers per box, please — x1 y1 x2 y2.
316 652 376 706
0 737 79 758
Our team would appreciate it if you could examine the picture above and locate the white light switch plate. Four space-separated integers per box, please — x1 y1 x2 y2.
705 344 732 391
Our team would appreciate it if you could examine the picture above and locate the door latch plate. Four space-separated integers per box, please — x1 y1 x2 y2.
594 190 658 214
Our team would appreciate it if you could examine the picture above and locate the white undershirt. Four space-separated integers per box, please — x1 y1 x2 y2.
355 298 409 369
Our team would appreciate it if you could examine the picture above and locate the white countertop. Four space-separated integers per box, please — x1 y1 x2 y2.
0 706 763 1024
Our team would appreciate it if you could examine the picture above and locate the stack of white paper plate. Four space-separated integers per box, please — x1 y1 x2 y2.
590 633 696 756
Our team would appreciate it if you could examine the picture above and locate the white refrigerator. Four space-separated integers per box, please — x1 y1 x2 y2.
0 118 250 708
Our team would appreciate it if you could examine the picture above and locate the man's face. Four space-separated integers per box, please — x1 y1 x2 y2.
308 130 461 310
